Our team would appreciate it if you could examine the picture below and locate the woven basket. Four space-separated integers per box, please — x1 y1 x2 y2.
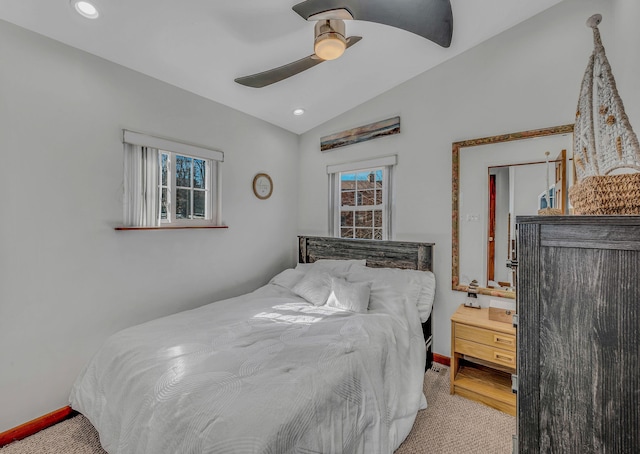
537 207 563 216
569 173 640 215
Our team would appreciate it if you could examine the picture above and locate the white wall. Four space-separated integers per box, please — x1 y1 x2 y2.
297 0 615 358
0 20 299 431
611 0 640 131
512 163 547 215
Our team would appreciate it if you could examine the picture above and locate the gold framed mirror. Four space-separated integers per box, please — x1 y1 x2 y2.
452 124 574 299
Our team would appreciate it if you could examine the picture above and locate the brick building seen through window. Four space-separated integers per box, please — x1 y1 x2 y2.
339 169 384 240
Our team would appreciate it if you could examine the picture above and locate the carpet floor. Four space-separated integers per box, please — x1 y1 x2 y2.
1 365 515 453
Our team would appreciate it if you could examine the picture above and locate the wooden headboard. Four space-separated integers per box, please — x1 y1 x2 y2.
298 236 434 272
298 235 436 370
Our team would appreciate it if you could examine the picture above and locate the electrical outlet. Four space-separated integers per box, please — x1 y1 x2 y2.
466 214 480 222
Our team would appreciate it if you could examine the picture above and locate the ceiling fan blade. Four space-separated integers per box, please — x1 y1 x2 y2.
235 36 362 88
235 55 322 88
292 0 453 48
345 35 362 47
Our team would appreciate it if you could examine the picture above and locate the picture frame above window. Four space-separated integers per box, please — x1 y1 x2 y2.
320 117 401 152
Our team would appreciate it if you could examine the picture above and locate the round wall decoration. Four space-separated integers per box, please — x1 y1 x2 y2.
252 173 273 200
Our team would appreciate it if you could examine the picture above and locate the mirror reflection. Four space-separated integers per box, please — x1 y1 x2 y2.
454 126 574 298
486 150 568 289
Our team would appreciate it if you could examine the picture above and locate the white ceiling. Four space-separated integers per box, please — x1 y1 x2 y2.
1 0 564 134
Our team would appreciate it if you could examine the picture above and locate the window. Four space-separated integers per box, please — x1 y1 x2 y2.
160 151 214 224
328 155 396 240
123 130 223 227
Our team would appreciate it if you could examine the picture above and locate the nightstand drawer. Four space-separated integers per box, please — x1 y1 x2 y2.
455 323 516 352
455 338 517 369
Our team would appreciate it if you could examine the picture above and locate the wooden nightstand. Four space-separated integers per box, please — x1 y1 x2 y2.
450 305 516 416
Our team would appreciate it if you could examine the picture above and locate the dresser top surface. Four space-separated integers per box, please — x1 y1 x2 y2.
516 215 640 225
451 305 516 335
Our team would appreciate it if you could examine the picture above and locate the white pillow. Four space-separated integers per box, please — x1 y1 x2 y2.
325 277 372 313
295 259 366 274
269 268 306 290
291 269 333 305
369 280 422 318
347 266 436 322
417 271 436 322
294 263 314 273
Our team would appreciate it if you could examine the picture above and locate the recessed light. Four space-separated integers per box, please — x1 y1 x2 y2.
73 1 99 19
293 108 305 116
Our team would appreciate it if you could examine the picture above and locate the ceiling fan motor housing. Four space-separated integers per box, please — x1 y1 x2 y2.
314 19 347 60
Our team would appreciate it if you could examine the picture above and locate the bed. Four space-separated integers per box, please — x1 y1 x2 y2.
70 236 435 454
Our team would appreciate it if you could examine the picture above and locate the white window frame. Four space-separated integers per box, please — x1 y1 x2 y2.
159 151 216 226
327 155 396 240
123 130 223 226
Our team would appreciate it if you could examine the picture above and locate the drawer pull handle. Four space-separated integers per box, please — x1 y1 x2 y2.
494 335 514 346
494 352 514 364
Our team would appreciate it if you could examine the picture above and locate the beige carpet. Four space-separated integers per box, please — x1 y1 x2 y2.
395 365 515 453
1 366 515 453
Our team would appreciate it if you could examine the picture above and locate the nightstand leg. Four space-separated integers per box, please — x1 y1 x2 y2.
450 321 459 394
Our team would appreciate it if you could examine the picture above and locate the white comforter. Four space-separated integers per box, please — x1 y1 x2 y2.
70 284 426 454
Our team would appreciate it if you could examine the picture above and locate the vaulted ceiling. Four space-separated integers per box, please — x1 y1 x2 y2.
1 0 565 134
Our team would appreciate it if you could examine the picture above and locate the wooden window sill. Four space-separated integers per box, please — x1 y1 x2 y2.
115 225 228 231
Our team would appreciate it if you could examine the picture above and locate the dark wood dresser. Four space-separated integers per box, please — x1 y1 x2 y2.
516 216 640 453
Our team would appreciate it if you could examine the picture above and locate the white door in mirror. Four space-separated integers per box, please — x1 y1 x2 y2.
253 173 273 199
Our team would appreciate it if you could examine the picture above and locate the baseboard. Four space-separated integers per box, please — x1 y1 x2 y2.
0 406 76 447
433 353 451 367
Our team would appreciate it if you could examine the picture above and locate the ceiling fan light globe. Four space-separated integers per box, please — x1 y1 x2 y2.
314 35 346 60
314 19 347 61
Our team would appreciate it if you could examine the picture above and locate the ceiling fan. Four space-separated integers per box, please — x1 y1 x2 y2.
234 0 453 88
